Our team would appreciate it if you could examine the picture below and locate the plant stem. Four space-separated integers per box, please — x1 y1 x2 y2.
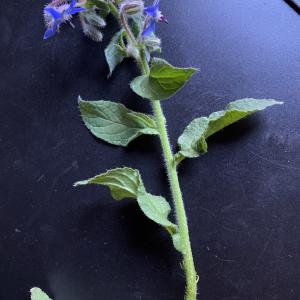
139 50 198 300
109 4 198 298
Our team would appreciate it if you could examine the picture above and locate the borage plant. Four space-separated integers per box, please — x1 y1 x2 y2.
34 0 283 299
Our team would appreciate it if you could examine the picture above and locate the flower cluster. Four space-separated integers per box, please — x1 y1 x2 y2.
43 0 85 39
43 0 167 43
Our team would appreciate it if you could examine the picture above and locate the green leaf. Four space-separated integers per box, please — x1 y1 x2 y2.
175 98 283 163
171 232 185 254
105 30 126 76
131 16 144 38
177 117 210 160
74 167 143 200
130 58 197 101
30 288 52 300
75 167 181 253
79 98 158 146
205 98 283 138
86 0 110 17
137 191 177 233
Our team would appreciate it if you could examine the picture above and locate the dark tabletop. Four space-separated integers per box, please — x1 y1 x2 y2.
0 1 299 299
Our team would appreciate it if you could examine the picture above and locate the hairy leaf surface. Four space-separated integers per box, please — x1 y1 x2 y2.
74 167 143 200
171 232 185 254
137 191 177 232
175 98 283 163
130 58 197 101
79 98 158 146
105 30 126 76
87 0 110 17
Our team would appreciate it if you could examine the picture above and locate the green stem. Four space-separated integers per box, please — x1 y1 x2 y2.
109 6 198 299
139 50 198 300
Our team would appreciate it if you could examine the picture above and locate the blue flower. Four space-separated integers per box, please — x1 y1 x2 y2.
142 0 167 37
43 0 85 40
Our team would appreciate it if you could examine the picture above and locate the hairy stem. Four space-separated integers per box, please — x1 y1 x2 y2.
109 4 198 298
139 50 198 300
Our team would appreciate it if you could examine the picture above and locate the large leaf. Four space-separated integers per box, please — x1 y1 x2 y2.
30 288 52 300
130 58 197 101
74 167 143 200
79 98 158 146
175 98 283 163
105 30 127 76
74 167 183 252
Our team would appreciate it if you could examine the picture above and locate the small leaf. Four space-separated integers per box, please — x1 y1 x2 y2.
105 30 126 76
171 232 186 254
177 117 209 160
86 0 110 17
79 98 158 146
30 288 52 300
175 98 283 163
74 167 143 200
130 58 197 101
137 191 177 232
131 15 144 38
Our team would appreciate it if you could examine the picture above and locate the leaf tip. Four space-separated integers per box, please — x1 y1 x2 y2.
78 95 84 104
276 101 284 105
73 180 85 187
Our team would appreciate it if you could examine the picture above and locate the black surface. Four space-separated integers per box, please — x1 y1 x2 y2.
284 0 300 15
1 1 299 299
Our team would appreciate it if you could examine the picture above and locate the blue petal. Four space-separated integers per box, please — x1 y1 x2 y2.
68 7 85 15
69 0 76 9
144 6 158 17
142 19 156 37
144 0 160 17
43 27 57 39
65 0 77 14
43 20 61 40
44 7 62 20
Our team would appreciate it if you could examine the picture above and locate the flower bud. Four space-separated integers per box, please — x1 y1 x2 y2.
126 44 140 60
120 0 144 17
144 35 161 48
144 35 161 53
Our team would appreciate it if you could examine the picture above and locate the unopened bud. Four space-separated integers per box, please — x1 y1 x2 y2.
126 44 139 60
144 35 161 49
144 35 161 54
120 0 144 17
